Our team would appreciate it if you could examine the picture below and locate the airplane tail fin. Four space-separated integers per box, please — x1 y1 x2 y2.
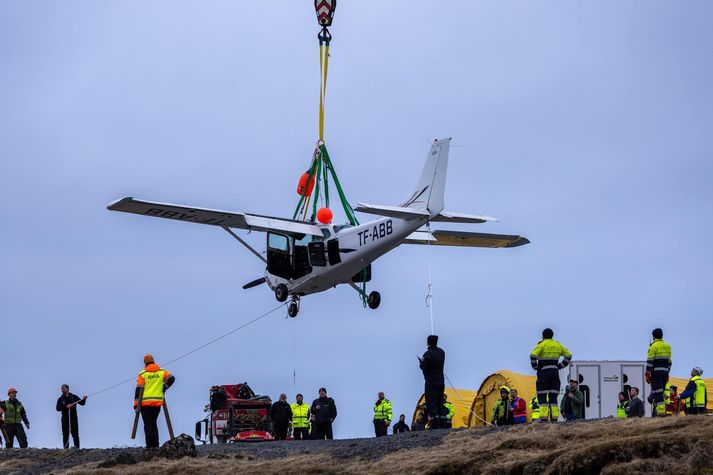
400 138 450 216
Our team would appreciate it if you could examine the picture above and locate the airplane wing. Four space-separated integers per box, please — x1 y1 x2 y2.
107 197 324 237
403 230 530 248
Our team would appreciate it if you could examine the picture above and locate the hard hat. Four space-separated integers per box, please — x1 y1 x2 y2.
144 353 155 365
7 388 17 395
693 366 704 376
499 385 510 393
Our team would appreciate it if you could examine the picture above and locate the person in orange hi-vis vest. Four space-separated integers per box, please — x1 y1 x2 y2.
134 354 175 448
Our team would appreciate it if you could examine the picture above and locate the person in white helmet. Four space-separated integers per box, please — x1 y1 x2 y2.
678 367 707 415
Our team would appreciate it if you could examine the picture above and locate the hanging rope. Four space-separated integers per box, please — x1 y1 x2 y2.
425 223 434 334
85 303 286 398
292 318 297 388
445 373 493 427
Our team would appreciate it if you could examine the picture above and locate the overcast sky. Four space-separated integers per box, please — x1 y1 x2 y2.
1 1 712 448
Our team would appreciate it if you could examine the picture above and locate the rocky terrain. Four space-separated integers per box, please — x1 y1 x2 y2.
1 416 712 474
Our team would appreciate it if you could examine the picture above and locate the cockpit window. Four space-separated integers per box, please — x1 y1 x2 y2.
268 233 289 252
333 224 353 233
295 234 311 246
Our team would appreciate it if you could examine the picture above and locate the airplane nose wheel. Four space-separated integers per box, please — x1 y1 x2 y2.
287 297 300 318
275 284 288 302
367 291 381 310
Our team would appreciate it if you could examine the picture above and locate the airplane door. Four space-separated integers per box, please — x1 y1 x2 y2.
266 233 292 279
576 365 600 419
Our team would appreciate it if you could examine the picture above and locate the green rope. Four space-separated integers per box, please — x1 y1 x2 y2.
310 157 323 222
320 144 359 225
323 156 330 209
292 142 366 304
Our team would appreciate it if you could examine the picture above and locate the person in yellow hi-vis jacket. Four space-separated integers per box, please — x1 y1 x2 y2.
291 394 311 440
373 391 392 437
134 354 175 448
646 328 672 417
530 328 572 422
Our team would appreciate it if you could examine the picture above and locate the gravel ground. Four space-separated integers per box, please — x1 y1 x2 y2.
0 429 450 474
3 417 712 475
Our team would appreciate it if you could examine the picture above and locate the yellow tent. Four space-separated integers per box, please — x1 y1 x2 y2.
468 370 537 426
412 387 477 428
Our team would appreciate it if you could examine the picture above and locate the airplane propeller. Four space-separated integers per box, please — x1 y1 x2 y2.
243 277 267 290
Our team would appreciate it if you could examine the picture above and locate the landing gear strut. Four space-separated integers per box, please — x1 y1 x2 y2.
367 291 381 309
287 296 300 318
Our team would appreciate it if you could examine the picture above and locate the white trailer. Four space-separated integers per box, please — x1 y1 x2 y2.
561 360 651 418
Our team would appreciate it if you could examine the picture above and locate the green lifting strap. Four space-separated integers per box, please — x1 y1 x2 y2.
319 144 358 225
291 143 367 305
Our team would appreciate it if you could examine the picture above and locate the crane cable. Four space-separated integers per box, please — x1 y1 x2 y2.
318 26 331 141
85 303 286 398
425 223 434 334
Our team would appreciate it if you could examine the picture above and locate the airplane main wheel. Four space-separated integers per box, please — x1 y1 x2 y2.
275 284 288 302
288 301 299 318
367 291 381 309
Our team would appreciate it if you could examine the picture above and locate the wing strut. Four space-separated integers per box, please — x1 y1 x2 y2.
222 227 267 263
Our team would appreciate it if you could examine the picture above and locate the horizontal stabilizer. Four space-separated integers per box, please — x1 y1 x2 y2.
354 203 430 220
431 211 497 224
403 230 529 248
108 197 324 237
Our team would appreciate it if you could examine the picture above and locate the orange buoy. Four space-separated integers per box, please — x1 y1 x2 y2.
297 172 316 196
317 207 333 224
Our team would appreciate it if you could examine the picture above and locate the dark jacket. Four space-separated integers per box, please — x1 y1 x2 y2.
411 420 426 431
393 421 410 434
311 396 337 423
420 346 445 381
560 388 584 418
0 399 29 425
56 393 86 419
626 397 645 417
269 400 293 427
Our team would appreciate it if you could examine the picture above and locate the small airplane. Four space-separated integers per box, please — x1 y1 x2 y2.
108 138 529 317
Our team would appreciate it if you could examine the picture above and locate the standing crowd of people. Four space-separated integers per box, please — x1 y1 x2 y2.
0 329 708 448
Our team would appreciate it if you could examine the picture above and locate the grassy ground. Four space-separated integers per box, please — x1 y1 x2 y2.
2 416 712 474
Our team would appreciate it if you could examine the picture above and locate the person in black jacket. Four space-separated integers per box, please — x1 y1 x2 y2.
310 387 337 440
268 393 292 440
56 384 87 448
392 414 410 434
626 387 645 418
418 335 446 429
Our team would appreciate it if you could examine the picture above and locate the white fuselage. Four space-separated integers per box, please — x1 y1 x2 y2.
264 215 428 296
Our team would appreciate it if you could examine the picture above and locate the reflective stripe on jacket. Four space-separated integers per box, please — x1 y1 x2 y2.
373 398 392 422
291 402 311 428
529 396 540 420
511 397 527 422
137 364 171 407
685 375 707 409
2 399 27 425
530 339 572 372
646 339 672 373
